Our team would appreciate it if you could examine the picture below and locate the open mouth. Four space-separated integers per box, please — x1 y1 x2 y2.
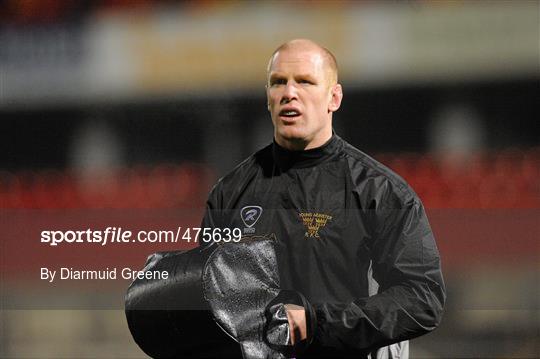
279 109 301 118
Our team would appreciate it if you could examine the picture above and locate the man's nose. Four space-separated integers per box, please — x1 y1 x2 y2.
281 82 298 104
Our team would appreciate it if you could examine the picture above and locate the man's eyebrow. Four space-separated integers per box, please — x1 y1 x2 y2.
268 73 286 83
295 73 316 80
269 73 317 81
269 73 285 79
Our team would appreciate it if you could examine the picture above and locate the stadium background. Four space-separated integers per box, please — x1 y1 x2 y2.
1 1 538 358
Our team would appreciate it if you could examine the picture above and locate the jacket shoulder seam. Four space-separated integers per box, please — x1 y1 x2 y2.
341 144 418 203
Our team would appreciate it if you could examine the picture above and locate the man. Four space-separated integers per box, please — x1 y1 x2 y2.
201 39 445 358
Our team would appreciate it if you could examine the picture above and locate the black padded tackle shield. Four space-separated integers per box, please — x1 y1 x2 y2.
125 247 241 358
125 236 310 358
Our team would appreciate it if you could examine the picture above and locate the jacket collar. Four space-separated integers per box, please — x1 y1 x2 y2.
272 133 342 170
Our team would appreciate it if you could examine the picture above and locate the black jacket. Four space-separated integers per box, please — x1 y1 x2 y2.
201 134 445 357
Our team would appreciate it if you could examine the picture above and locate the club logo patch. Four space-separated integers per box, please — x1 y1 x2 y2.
241 206 262 234
299 212 332 238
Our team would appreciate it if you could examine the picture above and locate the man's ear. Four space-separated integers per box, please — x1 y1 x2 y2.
265 84 271 112
328 84 343 113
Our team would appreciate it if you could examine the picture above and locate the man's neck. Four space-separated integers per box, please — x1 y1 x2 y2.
276 129 332 151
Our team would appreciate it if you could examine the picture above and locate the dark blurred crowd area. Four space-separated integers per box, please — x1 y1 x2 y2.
1 83 538 210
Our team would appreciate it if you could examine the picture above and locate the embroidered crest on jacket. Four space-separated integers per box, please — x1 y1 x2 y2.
299 212 332 238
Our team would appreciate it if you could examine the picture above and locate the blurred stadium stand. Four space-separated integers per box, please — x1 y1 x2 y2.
0 163 214 209
1 0 538 358
1 149 538 209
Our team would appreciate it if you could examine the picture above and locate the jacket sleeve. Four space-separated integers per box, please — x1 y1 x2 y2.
310 194 446 353
199 181 223 250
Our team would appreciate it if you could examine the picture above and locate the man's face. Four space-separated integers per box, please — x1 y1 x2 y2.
266 47 342 150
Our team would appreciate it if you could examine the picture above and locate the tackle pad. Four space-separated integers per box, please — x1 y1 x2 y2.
125 236 314 358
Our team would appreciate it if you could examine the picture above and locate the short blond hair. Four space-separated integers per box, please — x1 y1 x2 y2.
267 39 339 85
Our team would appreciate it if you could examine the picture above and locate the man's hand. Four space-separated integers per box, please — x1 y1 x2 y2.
284 304 307 345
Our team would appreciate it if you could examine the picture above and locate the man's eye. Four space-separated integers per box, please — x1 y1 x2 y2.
271 79 286 86
299 79 313 85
